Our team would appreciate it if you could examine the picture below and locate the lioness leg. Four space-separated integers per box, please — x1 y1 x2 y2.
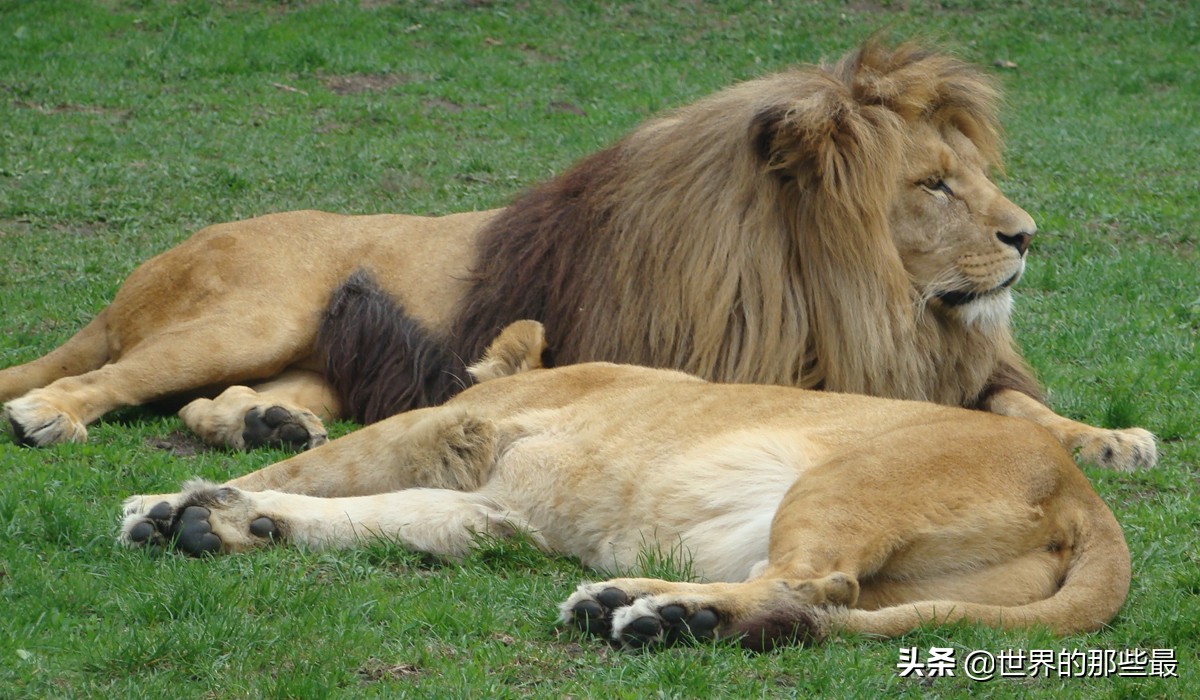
987 388 1157 471
124 403 499 534
120 480 537 557
178 370 338 450
4 315 312 447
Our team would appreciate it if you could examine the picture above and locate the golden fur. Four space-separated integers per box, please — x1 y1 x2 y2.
0 40 1154 469
121 322 1131 649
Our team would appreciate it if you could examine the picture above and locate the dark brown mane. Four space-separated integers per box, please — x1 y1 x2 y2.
450 145 625 367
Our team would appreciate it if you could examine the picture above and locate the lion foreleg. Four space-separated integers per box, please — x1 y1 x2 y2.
121 481 536 557
218 405 498 497
986 388 1157 470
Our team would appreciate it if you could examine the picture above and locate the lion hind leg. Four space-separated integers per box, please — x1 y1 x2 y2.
179 370 337 451
2 311 112 445
5 314 314 447
0 309 111 405
121 481 537 558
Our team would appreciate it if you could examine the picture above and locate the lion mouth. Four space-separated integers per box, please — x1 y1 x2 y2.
936 273 1020 307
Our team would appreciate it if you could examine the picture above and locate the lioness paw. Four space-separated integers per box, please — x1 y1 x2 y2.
560 583 637 639
610 597 723 648
1077 427 1158 471
560 581 721 648
5 393 87 446
561 577 840 651
121 481 279 556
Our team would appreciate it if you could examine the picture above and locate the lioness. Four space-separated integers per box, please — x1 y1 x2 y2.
122 322 1130 649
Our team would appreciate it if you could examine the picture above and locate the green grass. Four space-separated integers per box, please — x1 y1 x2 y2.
1 0 1197 697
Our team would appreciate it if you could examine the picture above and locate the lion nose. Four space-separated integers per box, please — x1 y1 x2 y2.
996 231 1033 256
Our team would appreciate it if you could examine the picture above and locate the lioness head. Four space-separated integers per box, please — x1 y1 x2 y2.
891 124 1037 328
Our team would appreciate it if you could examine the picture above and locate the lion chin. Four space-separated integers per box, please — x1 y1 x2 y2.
935 268 1023 329
942 289 1016 329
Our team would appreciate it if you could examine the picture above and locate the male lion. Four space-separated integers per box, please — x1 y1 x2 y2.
121 322 1131 649
1 40 1154 470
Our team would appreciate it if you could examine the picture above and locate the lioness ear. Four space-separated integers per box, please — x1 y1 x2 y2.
467 320 548 383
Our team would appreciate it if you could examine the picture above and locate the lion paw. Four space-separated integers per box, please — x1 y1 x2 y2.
121 481 279 556
179 390 328 451
242 405 327 451
1076 427 1157 471
4 392 88 446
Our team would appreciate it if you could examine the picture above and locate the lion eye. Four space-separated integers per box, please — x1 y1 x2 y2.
921 177 954 197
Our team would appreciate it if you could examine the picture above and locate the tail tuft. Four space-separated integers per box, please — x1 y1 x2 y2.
730 602 832 652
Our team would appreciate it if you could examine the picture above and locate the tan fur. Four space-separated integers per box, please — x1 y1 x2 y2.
0 41 1154 469
122 322 1130 647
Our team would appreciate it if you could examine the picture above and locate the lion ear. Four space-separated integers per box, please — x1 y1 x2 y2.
750 82 905 199
750 104 792 174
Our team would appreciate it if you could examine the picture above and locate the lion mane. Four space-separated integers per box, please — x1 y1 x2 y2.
318 40 1041 424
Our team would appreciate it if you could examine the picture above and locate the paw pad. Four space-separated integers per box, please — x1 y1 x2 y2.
628 604 719 647
249 516 278 539
569 586 630 637
243 406 318 450
176 506 222 556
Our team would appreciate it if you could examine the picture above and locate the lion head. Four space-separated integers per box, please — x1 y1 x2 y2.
449 40 1042 411
886 104 1036 331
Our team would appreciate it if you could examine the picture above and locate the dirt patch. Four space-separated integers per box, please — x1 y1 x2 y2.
1 219 108 238
424 97 465 113
145 431 211 457
357 660 421 683
321 73 412 95
0 219 32 238
50 221 109 238
13 100 131 120
548 101 586 117
519 43 561 63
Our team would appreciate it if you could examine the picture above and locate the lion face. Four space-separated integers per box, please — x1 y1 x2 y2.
890 124 1037 328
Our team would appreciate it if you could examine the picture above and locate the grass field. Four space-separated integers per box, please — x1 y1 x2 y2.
1 0 1197 697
